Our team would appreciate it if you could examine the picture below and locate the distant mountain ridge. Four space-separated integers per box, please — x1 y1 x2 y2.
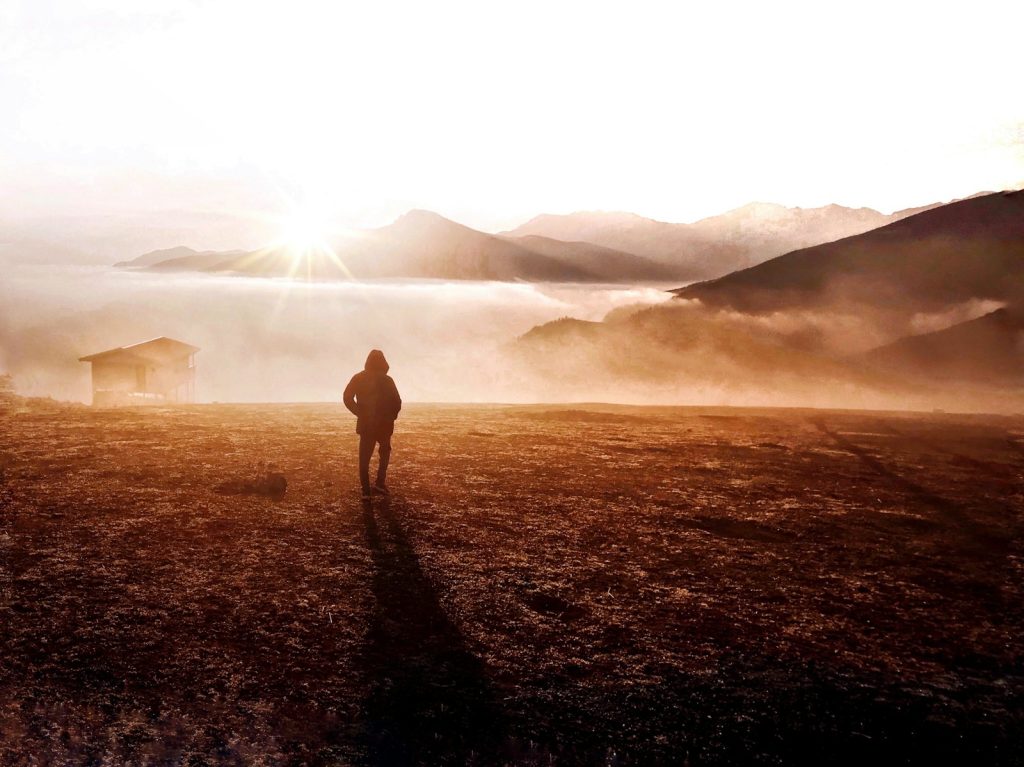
117 192 991 286
117 246 247 270
674 189 1024 313
503 200 943 281
116 246 199 268
510 189 1024 409
121 196 964 284
119 209 673 283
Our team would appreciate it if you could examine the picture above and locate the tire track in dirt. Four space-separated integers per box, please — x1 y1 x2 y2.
359 496 508 764
878 423 1023 478
809 418 1013 556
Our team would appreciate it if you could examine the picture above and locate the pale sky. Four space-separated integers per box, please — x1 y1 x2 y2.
2 0 1022 235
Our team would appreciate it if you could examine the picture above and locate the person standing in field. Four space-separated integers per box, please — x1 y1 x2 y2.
343 349 402 499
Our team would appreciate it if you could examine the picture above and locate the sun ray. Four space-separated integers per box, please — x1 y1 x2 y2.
246 191 389 327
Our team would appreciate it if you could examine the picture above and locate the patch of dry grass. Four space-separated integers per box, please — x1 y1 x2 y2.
1 403 1022 764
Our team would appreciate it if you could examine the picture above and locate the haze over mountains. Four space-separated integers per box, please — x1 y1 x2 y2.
503 200 943 281
514 303 903 408
119 198 958 284
859 307 1024 384
119 210 674 283
516 190 1024 407
674 190 1024 314
0 210 275 265
11 186 1021 409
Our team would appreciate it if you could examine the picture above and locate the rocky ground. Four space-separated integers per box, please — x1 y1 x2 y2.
1 402 1022 765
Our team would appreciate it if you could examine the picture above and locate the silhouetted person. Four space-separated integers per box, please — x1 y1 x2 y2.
344 350 402 498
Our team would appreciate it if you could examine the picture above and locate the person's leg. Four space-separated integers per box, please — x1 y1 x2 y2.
375 436 392 488
358 434 374 494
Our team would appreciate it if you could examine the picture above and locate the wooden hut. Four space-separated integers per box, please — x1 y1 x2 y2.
79 337 198 406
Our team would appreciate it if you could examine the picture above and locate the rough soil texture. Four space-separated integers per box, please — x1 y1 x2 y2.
1 402 1022 765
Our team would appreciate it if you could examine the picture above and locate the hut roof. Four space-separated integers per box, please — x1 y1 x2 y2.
79 337 200 364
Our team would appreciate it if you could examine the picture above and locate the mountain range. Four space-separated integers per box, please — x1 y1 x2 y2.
118 210 674 283
503 200 944 281
119 198 961 284
116 188 1024 398
673 190 1024 314
515 189 1024 402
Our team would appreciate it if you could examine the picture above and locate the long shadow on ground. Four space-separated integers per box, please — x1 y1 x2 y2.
360 498 507 765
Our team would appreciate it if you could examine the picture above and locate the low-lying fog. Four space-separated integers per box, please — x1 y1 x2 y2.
0 262 671 403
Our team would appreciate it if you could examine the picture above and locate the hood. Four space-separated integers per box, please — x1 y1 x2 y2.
364 349 390 374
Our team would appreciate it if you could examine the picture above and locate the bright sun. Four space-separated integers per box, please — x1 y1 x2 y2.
268 205 356 280
277 208 329 255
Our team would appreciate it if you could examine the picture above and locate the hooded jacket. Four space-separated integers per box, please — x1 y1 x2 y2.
343 350 402 437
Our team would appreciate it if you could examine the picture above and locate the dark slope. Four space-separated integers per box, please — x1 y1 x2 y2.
674 190 1024 313
859 307 1024 383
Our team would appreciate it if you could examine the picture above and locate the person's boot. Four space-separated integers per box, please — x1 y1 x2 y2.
361 484 373 500
372 469 389 494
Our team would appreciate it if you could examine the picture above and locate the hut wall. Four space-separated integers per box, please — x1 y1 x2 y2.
92 361 140 393
90 355 195 405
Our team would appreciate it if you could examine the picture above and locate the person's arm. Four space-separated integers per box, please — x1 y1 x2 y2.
389 378 402 419
343 375 360 417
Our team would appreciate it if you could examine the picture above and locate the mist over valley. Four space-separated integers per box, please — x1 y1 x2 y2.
4 190 1021 412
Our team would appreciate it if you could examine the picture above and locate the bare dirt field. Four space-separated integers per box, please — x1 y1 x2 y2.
1 402 1022 765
